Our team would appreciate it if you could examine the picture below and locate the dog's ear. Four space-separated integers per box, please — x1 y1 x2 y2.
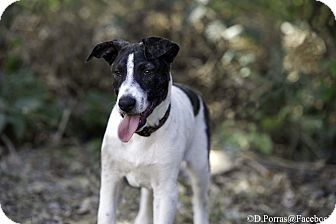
142 37 179 63
86 40 129 65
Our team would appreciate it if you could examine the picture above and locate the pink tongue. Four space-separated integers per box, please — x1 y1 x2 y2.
118 115 140 142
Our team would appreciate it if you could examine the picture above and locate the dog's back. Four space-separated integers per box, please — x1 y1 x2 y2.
174 83 210 150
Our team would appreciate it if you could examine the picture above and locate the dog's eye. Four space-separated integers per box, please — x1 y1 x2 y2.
114 71 121 77
143 70 151 76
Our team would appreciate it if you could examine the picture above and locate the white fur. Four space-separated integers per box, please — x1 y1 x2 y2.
117 53 149 113
98 80 209 224
0 204 19 224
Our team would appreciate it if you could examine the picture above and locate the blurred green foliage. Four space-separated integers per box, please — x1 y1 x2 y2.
70 91 115 140
0 70 61 143
219 121 273 155
0 0 335 162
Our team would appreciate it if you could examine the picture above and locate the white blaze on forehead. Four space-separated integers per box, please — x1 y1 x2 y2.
126 53 134 81
117 53 148 113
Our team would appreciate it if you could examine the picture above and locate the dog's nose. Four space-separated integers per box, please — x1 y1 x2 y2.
118 96 136 113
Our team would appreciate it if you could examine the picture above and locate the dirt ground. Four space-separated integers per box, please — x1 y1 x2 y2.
0 145 335 224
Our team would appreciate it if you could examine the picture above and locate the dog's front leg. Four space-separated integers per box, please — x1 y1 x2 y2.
97 155 122 224
153 182 178 224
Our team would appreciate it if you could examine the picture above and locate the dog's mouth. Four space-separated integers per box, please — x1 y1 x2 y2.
117 101 157 142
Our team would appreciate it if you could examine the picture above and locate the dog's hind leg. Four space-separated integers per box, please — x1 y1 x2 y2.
185 136 210 224
135 188 153 224
186 160 210 224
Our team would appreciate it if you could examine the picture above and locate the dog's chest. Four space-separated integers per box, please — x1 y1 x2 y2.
125 166 153 188
111 141 161 188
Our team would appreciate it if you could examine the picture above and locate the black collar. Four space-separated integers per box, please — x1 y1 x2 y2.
136 104 171 137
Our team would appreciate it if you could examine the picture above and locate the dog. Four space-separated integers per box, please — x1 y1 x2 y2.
87 37 210 224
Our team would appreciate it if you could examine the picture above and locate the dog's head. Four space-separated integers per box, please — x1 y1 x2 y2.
87 37 179 142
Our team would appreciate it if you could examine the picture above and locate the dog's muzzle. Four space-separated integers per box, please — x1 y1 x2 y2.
117 98 158 143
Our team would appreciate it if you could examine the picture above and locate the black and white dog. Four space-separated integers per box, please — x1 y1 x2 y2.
87 37 210 224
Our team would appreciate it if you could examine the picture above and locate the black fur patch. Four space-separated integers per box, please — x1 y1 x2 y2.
174 83 200 116
202 101 211 158
107 43 172 107
87 37 180 110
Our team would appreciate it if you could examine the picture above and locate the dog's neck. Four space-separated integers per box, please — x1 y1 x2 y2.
145 76 172 128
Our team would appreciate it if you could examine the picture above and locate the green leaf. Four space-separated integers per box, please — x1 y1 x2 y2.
14 97 42 112
252 133 273 155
